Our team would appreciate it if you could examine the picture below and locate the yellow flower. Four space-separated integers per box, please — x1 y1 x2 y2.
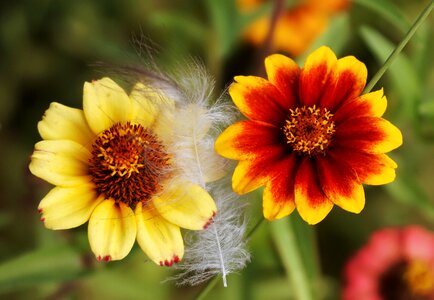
30 78 218 265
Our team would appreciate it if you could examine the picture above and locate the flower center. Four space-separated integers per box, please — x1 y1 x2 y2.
379 260 434 300
88 122 171 208
403 259 434 297
282 105 335 156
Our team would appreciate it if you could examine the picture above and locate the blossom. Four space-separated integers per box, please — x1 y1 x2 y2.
30 77 220 265
215 46 402 224
343 226 434 299
239 0 350 56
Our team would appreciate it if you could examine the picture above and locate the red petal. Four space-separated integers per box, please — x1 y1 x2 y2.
229 76 289 125
265 54 300 109
215 120 286 160
299 46 337 107
333 89 387 125
316 153 365 213
232 146 291 194
319 56 367 111
294 158 333 224
333 116 402 154
262 154 298 220
299 47 367 112
330 147 397 185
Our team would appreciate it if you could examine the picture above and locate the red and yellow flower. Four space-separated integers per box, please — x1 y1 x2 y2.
239 0 350 56
343 226 434 299
30 78 217 265
215 46 402 224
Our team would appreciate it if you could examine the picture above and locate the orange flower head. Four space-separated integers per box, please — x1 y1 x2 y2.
215 46 402 224
241 0 350 56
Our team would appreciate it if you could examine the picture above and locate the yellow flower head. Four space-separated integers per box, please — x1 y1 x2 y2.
30 77 222 265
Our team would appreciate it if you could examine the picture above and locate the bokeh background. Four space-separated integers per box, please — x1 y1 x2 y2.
0 0 433 299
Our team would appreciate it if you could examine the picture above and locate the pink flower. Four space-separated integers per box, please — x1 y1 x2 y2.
343 226 434 300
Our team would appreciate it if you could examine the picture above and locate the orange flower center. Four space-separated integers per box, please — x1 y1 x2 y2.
283 105 335 156
403 259 434 297
89 122 171 207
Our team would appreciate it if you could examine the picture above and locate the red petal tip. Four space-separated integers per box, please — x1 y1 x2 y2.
40 217 45 222
103 255 111 262
97 255 102 261
173 255 180 263
38 208 43 213
202 211 216 229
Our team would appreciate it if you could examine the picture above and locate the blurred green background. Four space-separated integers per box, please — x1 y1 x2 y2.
0 0 433 299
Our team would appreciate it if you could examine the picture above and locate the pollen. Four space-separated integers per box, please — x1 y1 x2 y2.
89 122 171 208
403 259 434 297
282 105 335 156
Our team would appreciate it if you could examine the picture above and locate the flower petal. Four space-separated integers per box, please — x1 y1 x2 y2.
264 54 300 109
38 102 95 147
262 155 298 220
129 82 174 129
152 183 216 230
88 199 136 261
294 158 333 224
319 55 367 111
334 89 387 124
299 46 337 107
403 226 434 263
333 147 397 185
38 181 103 229
29 140 91 187
334 116 403 154
83 77 134 135
232 160 267 194
135 202 184 266
231 145 291 195
229 76 289 125
317 154 365 214
215 120 284 160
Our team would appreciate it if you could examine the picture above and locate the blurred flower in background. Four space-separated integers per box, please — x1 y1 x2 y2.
216 46 402 224
238 0 350 56
343 226 434 300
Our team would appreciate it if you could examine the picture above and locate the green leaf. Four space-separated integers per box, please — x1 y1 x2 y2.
352 0 410 33
0 245 83 293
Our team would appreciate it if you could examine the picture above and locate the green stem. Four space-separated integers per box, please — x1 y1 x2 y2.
364 0 434 93
270 217 313 300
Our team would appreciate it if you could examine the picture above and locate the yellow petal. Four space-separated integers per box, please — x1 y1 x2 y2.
263 183 295 220
88 199 136 261
135 202 184 266
294 159 334 225
129 82 164 128
29 140 91 187
232 160 266 194
316 155 366 214
38 102 95 147
363 154 397 185
39 182 103 229
152 183 216 230
83 77 134 135
358 89 387 118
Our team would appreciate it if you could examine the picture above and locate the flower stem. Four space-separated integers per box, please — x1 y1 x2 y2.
270 217 314 300
364 0 434 93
